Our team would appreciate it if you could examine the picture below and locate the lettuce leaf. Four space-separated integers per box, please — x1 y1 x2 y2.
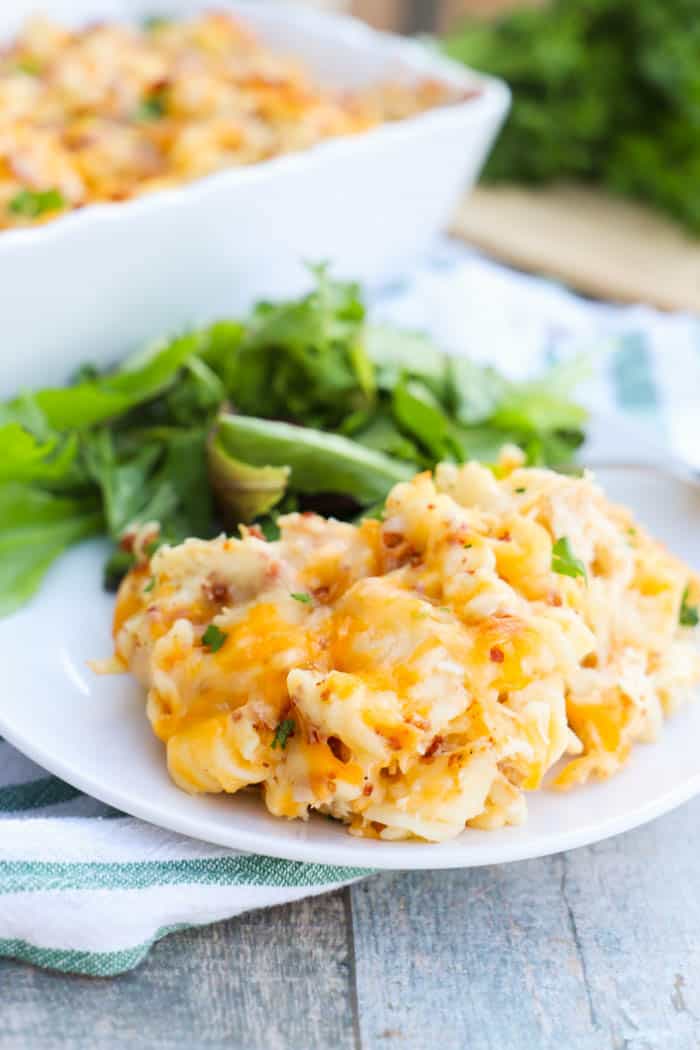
0 484 102 615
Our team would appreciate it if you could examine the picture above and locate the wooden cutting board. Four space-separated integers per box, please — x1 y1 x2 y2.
451 184 700 313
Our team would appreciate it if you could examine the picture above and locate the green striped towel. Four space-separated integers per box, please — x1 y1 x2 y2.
2 245 698 977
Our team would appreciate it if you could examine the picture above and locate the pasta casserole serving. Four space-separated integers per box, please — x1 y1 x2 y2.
107 460 700 843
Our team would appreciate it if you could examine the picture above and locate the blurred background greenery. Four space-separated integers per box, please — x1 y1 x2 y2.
319 0 698 236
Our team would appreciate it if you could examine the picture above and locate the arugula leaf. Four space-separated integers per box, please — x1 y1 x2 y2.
0 424 79 484
446 357 506 426
9 332 203 432
680 586 699 628
165 356 225 426
208 431 289 525
215 414 414 505
392 376 451 461
491 386 588 436
367 325 449 402
83 430 164 538
351 412 425 465
0 483 102 615
84 426 212 546
226 266 371 428
551 536 587 580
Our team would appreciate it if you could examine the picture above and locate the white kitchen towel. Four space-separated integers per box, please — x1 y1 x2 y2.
2 243 699 976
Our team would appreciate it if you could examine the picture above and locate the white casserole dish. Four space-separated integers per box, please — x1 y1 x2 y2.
0 1 509 396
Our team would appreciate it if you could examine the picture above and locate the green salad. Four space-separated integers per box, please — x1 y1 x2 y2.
0 266 587 616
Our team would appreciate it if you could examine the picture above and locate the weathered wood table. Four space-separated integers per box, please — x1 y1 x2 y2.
3 796 699 1049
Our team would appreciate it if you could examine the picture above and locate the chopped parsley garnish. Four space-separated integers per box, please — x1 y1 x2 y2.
290 592 313 604
680 586 699 628
202 624 228 652
16 57 41 75
143 576 156 593
515 487 527 494
143 15 171 30
551 536 587 580
271 718 295 750
463 542 473 549
136 91 167 121
9 187 65 218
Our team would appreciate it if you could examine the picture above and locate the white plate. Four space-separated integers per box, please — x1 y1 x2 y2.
2 446 700 869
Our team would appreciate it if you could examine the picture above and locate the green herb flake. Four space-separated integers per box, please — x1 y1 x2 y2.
9 187 65 218
290 591 313 604
515 487 527 494
627 527 637 536
136 92 167 121
202 623 228 652
551 536 587 580
463 542 473 549
680 586 699 628
271 718 295 750
143 15 171 30
143 576 156 593
16 57 41 75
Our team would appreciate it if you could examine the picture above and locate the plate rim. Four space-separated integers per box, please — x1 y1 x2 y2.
3 706 700 870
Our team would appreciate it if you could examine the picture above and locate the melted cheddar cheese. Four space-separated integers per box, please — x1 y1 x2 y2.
109 463 700 842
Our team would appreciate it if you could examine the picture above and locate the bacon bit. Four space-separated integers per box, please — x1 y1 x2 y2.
409 552 422 566
408 715 430 731
447 753 462 768
202 577 230 604
383 531 404 549
427 503 435 510
489 646 504 663
301 510 316 518
313 585 331 603
499 531 512 542
546 591 563 607
424 735 444 759
308 727 321 745
363 783 373 797
264 562 281 581
119 530 136 553
247 523 265 541
328 736 352 763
